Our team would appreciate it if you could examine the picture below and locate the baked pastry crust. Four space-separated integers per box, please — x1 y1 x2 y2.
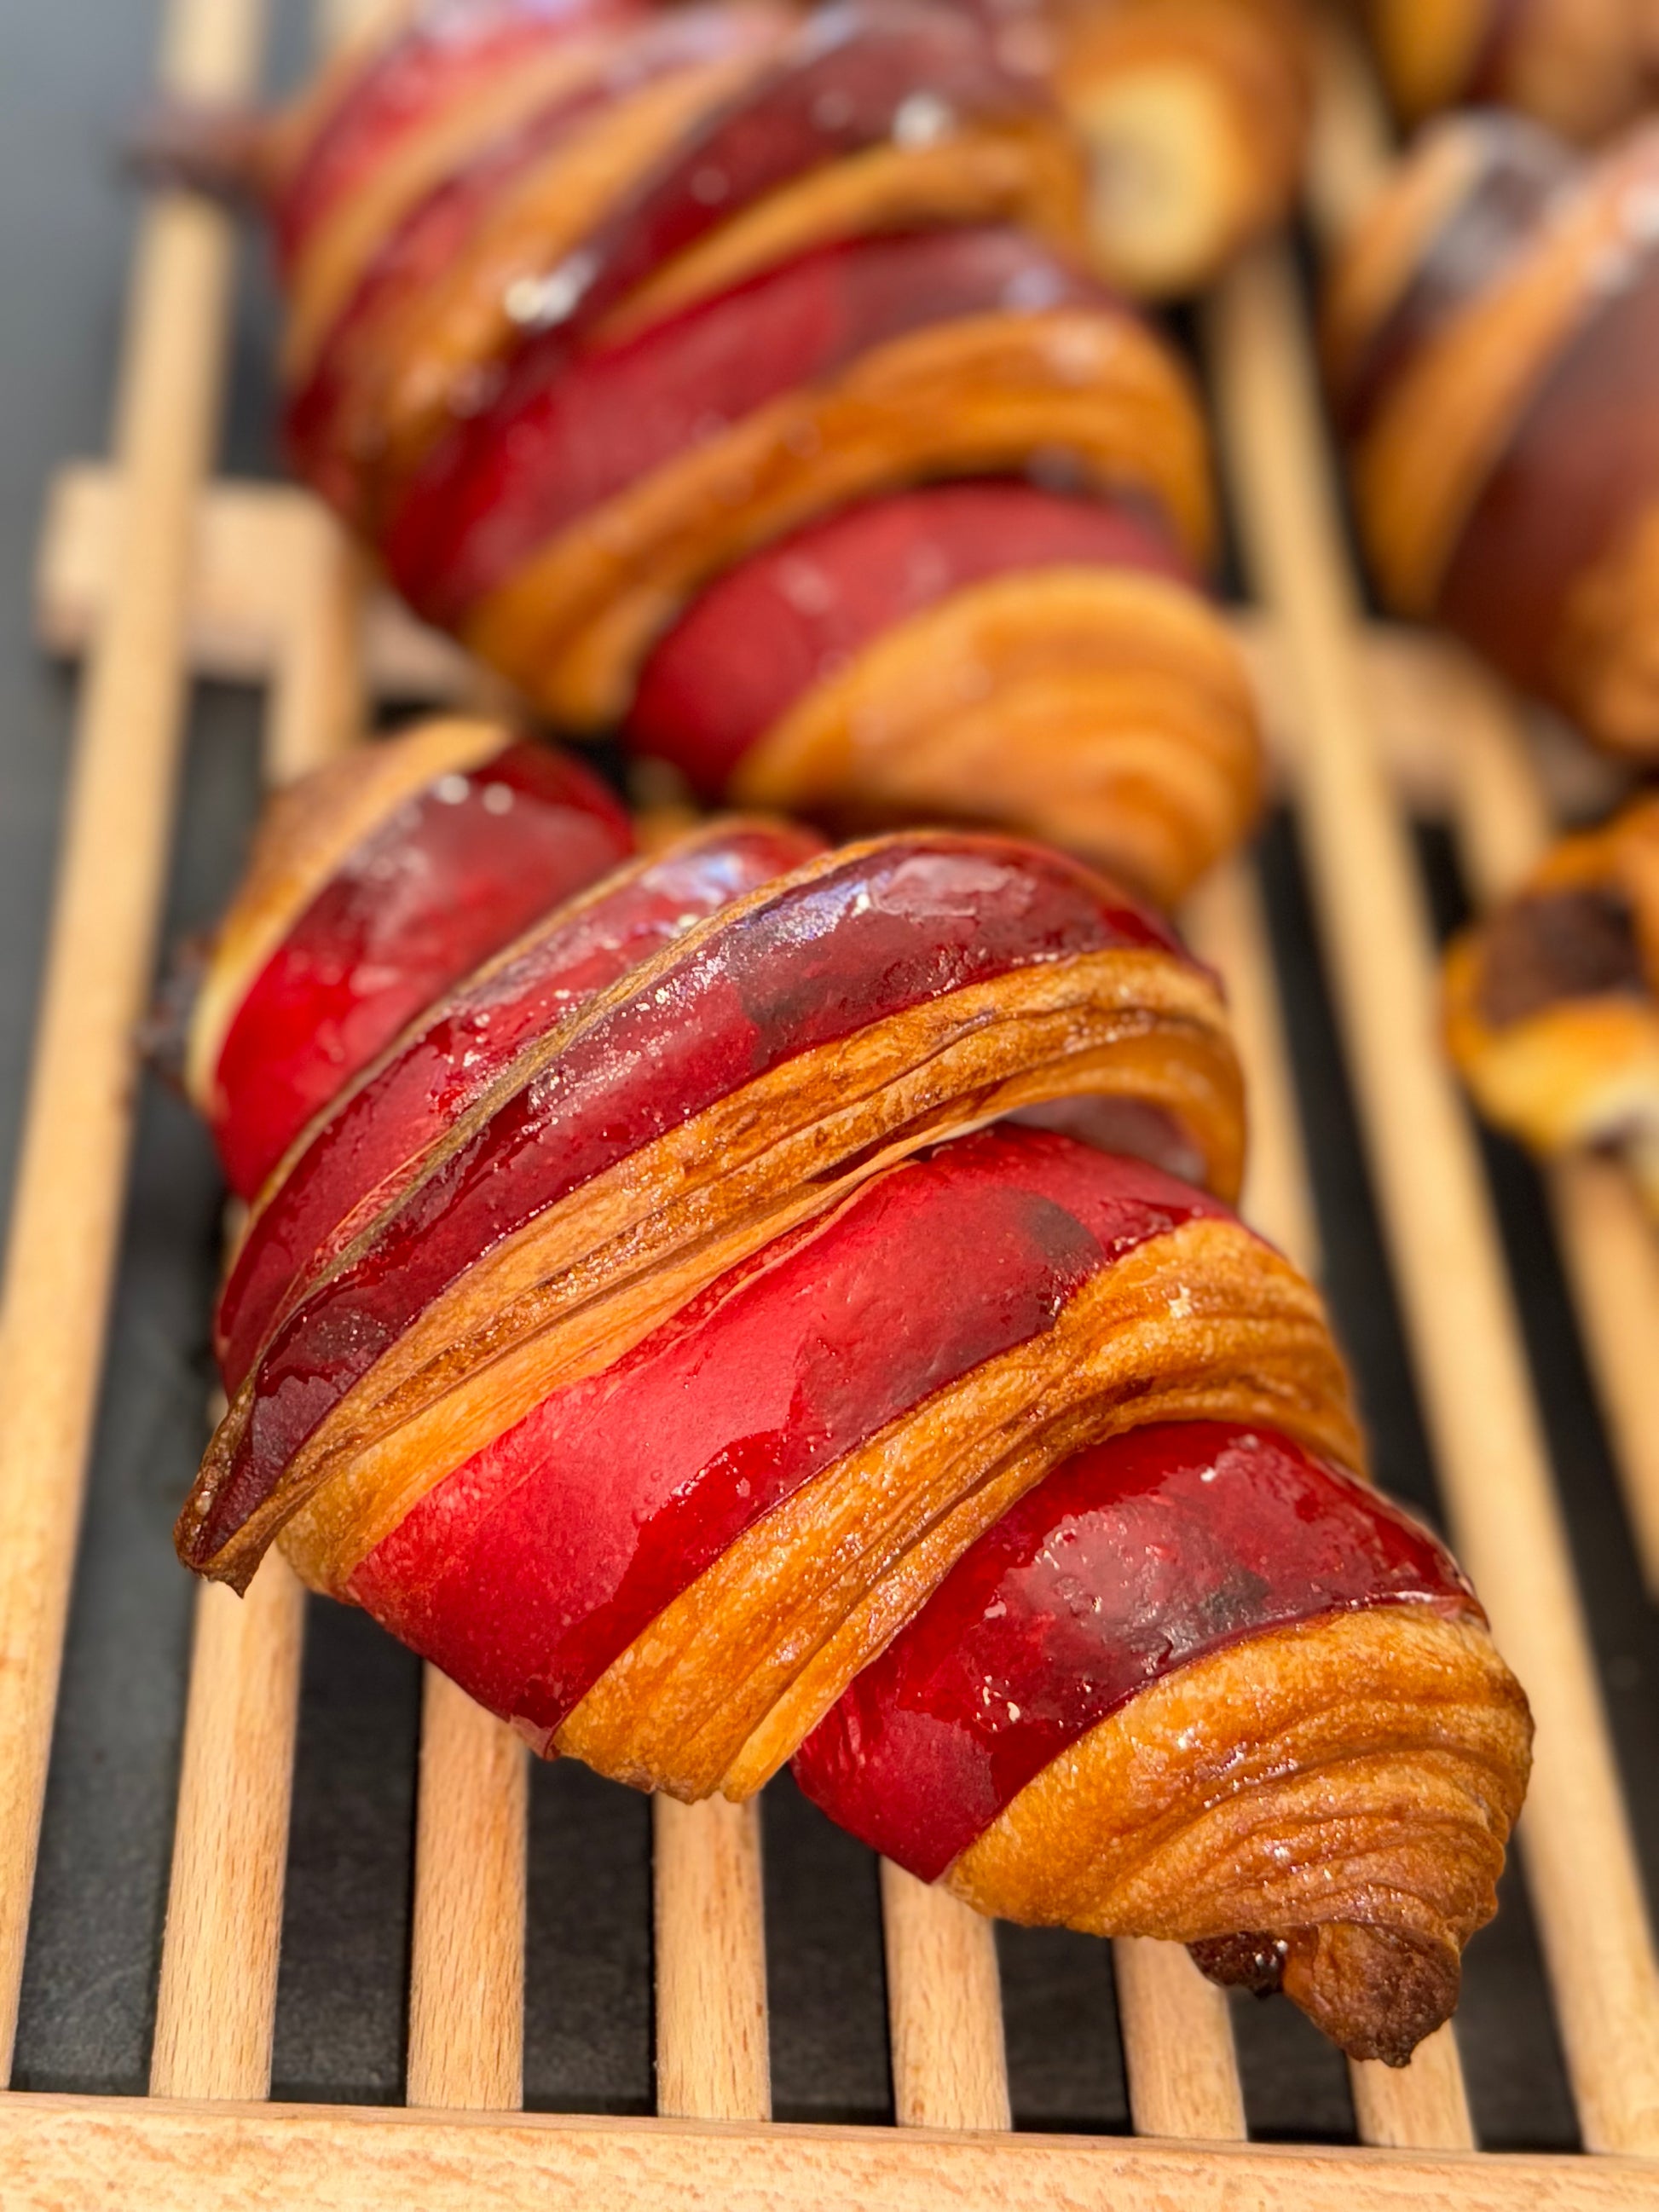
1445 791 1659 1210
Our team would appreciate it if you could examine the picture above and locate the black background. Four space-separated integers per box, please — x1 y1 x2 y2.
0 0 1654 2144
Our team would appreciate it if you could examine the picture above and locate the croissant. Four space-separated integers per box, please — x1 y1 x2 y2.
149 0 1266 909
1444 788 1659 1213
1327 112 1659 759
1361 0 1659 144
172 721 1530 2066
965 0 1310 295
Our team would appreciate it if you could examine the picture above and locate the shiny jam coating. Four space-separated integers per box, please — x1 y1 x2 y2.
459 0 1049 348
194 833 1195 1567
350 1129 1228 1746
286 1 785 514
217 821 822 1391
629 481 1194 794
275 0 643 272
384 225 1112 623
792 1419 1477 1880
210 738 631 1199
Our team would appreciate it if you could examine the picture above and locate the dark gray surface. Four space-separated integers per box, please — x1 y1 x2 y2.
0 0 1653 2146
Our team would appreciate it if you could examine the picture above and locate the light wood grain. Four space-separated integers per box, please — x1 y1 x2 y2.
148 1561 304 2100
0 0 265 2082
653 1794 771 2122
1112 1938 1245 2142
407 1669 527 2112
147 0 373 2115
149 567 361 2103
1545 1158 1659 1596
1350 2027 1473 2152
1183 858 1319 1276
265 506 367 785
878 1863 1009 2130
1 2092 1655 2212
1206 242 1659 2156
36 465 476 705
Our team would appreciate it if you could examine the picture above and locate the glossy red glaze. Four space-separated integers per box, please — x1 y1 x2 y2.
285 3 778 514
629 482 1196 794
274 0 639 272
384 226 1112 624
483 0 1043 349
350 1130 1230 1750
793 1421 1477 1881
209 739 631 1201
194 833 1192 1566
217 821 821 1391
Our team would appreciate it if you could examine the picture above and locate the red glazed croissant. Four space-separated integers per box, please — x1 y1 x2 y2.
173 733 1530 2066
1361 0 1659 144
1327 112 1659 759
1444 788 1659 1212
155 0 1266 908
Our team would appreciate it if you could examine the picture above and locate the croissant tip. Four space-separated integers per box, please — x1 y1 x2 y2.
1192 1921 1461 2065
173 1498 259 1597
1286 1922 1462 2067
121 99 271 204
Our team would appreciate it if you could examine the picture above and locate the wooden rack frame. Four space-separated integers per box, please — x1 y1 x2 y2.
2 0 1657 2201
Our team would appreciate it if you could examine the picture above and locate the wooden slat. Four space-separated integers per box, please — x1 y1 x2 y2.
0 0 266 2082
148 1562 304 2100
1205 240 1659 2157
652 1795 771 2122
1350 2027 1473 2154
1184 858 1320 1278
150 574 359 2100
878 1863 1009 2131
264 507 367 786
35 464 476 705
407 1670 527 2112
2 2092 1656 2211
1298 24 1659 2115
1112 1938 1246 2142
1544 1158 1659 1598
147 0 373 2109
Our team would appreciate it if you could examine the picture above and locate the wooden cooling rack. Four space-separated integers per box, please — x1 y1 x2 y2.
2 0 1658 2201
